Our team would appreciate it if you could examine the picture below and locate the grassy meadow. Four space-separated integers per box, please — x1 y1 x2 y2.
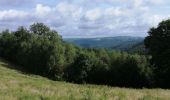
0 59 170 100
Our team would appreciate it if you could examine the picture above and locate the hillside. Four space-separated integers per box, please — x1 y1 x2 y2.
128 42 146 54
0 58 170 100
64 36 144 51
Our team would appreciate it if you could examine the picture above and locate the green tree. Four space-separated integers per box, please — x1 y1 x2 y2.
0 22 154 88
0 30 16 61
144 19 170 88
66 51 97 83
30 23 50 35
109 52 153 88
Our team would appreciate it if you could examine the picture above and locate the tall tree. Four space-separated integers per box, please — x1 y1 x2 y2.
144 19 170 88
30 23 50 35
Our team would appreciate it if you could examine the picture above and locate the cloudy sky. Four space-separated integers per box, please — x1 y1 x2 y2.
0 0 170 38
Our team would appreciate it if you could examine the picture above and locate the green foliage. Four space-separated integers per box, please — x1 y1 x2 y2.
0 23 153 88
128 42 146 54
65 51 97 83
30 23 50 35
110 53 153 87
0 23 68 80
144 19 170 88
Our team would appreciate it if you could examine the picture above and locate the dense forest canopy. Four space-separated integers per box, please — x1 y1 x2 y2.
145 19 170 88
0 20 169 88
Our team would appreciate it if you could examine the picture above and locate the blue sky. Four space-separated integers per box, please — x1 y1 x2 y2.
0 0 170 38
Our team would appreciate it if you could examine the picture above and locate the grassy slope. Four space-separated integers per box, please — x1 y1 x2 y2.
0 59 170 100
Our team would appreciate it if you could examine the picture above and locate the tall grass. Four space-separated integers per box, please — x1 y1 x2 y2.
0 59 170 100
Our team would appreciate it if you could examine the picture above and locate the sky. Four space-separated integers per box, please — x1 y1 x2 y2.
0 0 170 38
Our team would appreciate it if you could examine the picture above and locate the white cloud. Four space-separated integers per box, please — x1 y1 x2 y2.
148 15 165 26
36 4 52 16
85 8 102 21
0 0 169 37
0 0 35 7
133 0 143 7
105 7 125 16
149 0 164 4
55 2 82 19
0 10 28 20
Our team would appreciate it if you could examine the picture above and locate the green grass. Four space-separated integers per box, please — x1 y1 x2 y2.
0 59 170 100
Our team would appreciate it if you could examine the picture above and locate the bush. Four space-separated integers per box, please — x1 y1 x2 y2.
65 51 97 83
110 53 153 88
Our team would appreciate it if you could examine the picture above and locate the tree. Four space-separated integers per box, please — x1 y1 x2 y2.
14 27 32 66
144 19 170 88
0 22 154 88
109 53 153 88
30 23 50 35
0 30 16 61
64 43 77 66
65 51 97 83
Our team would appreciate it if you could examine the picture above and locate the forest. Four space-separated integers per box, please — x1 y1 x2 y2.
0 19 170 88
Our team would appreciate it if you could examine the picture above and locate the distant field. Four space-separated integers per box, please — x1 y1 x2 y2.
0 59 170 100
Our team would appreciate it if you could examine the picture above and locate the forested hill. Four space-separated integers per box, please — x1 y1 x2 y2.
128 42 146 54
64 36 144 51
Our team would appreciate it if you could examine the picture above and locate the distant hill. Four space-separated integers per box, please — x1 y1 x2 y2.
64 36 144 51
128 42 146 54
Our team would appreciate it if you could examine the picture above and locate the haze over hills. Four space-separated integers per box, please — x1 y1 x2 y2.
64 36 144 51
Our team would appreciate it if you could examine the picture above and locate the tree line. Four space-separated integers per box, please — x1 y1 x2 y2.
0 20 169 88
